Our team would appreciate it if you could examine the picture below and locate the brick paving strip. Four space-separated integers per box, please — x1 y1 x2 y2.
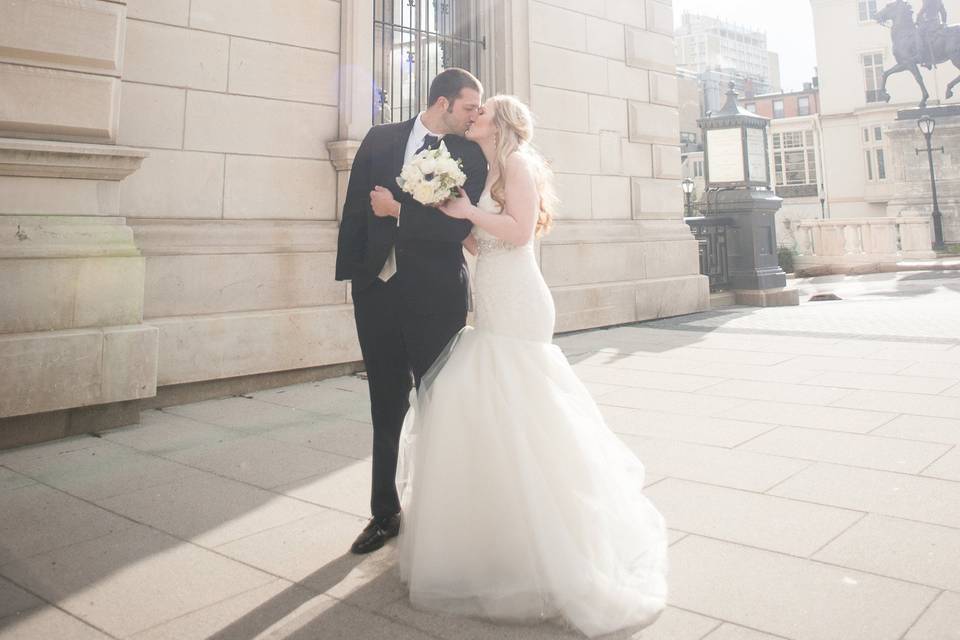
0 271 958 639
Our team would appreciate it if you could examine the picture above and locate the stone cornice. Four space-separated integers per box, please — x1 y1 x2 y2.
0 137 148 180
326 139 362 171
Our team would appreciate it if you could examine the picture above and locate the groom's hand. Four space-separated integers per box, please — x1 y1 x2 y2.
371 186 400 218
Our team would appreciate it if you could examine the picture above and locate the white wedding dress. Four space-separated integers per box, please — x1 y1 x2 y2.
396 191 668 638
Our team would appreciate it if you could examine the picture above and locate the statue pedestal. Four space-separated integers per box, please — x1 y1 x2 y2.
887 107 960 246
710 189 798 306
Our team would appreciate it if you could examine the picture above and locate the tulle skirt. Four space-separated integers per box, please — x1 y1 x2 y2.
396 327 668 638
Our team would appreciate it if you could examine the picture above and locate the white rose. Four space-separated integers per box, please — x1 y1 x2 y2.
413 182 436 204
436 157 459 176
400 163 422 184
416 156 437 175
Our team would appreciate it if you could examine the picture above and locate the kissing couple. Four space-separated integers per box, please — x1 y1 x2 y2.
335 68 668 638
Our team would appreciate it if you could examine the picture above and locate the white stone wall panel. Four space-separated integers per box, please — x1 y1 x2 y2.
531 86 589 132
0 64 119 141
606 0 647 28
629 101 680 145
184 91 337 158
607 60 651 101
588 95 628 134
228 38 339 105
625 27 675 72
552 173 593 219
151 305 360 386
591 175 632 219
0 177 120 216
631 177 684 219
118 82 185 149
536 129 601 174
126 0 190 26
223 156 336 220
531 3 587 51
120 149 224 219
144 252 345 318
189 0 340 51
124 20 228 91
0 0 124 75
586 17 627 60
653 144 681 179
530 44 608 94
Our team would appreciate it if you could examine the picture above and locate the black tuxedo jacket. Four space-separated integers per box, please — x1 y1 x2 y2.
335 117 488 315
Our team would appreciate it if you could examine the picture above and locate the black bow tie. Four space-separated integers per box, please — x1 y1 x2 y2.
415 134 441 154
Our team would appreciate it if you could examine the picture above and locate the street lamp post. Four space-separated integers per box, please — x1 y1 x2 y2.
681 178 695 217
916 115 946 252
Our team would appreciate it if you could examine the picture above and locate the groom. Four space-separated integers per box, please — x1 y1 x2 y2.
335 68 488 554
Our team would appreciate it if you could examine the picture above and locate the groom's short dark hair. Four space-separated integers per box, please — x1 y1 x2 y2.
428 68 482 108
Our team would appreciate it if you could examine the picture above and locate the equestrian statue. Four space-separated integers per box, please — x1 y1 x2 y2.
874 0 960 108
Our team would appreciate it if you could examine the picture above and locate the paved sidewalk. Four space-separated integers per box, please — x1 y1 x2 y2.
2 271 959 640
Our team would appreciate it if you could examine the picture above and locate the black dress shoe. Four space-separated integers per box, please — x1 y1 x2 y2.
350 513 401 554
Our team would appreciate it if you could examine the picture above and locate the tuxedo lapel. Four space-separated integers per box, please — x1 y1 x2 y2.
391 117 417 174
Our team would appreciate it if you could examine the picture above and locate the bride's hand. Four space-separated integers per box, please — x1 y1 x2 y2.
437 188 474 220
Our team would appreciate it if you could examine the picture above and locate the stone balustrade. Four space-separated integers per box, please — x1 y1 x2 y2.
792 217 937 274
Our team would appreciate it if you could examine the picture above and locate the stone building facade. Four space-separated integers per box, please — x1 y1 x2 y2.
810 0 960 234
0 0 706 446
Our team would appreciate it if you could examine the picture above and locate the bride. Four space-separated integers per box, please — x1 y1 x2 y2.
395 95 668 638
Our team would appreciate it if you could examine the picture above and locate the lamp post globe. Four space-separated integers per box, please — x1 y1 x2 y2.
917 115 935 136
681 178 694 217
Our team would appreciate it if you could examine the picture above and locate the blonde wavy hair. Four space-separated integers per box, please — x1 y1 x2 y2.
486 95 557 236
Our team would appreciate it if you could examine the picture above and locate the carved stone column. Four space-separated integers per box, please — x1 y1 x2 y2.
0 0 157 447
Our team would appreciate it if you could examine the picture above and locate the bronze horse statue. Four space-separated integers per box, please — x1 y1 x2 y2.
874 0 960 107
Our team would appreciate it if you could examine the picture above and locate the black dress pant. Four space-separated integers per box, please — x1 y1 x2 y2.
352 277 465 519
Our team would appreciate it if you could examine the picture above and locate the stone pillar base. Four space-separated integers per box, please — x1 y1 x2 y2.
553 274 710 332
734 287 800 307
0 324 159 420
0 400 141 451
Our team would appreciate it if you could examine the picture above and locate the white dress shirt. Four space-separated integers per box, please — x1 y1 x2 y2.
378 113 445 282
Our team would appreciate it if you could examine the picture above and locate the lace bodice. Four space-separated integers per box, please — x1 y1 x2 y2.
471 191 534 255
470 190 554 343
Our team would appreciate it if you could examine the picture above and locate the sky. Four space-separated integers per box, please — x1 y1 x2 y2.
672 0 819 92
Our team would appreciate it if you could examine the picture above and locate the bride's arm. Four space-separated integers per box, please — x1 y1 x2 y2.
462 234 478 255
438 154 538 247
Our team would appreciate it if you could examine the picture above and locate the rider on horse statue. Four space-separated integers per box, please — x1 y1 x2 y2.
917 0 948 68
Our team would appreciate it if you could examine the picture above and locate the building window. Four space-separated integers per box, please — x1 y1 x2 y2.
772 100 784 118
858 0 878 21
862 52 885 103
373 0 486 124
694 160 704 177
798 95 810 115
862 126 887 181
772 130 818 186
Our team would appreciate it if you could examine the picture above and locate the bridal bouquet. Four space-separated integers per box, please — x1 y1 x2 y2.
396 141 467 205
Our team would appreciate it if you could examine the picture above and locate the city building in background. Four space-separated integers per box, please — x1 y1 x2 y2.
810 0 960 243
675 13 781 113
747 80 825 243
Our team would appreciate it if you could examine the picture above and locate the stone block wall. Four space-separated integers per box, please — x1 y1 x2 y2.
527 0 707 330
118 0 358 387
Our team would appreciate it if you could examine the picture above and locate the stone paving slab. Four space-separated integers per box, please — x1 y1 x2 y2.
0 270 959 639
